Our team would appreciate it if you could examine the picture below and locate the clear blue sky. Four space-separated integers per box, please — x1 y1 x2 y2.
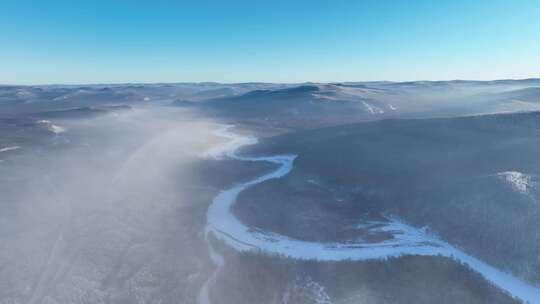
1 0 539 84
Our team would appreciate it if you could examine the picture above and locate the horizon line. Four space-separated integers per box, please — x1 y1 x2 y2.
2 77 540 87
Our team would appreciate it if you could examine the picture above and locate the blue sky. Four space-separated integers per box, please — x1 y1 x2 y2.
1 0 539 84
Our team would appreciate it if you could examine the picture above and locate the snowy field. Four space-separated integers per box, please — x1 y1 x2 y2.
205 125 540 304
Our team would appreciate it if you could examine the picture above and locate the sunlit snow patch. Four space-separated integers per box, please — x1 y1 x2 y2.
49 124 66 134
38 120 67 134
0 146 21 153
362 101 384 114
498 171 534 194
283 276 332 304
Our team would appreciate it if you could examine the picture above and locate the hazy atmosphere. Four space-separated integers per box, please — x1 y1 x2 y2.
1 1 540 304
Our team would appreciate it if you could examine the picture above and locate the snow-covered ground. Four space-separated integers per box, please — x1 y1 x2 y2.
361 101 385 114
38 120 66 134
498 171 535 194
204 125 540 304
0 146 21 153
282 276 332 304
198 232 225 304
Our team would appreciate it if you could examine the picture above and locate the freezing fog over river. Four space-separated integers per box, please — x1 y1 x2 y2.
2 81 540 304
